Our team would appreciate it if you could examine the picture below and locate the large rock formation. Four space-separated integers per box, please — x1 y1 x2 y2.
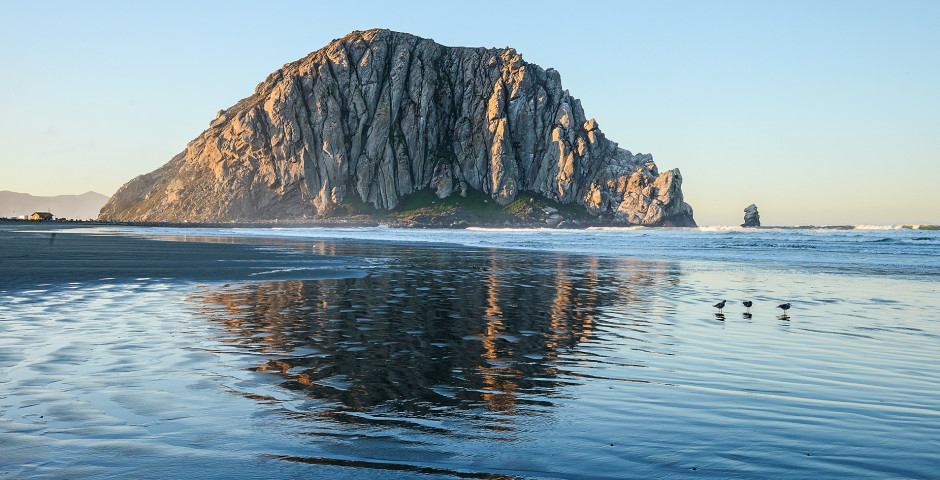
99 29 694 226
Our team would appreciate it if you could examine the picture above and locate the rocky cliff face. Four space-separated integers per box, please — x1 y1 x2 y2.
99 29 694 226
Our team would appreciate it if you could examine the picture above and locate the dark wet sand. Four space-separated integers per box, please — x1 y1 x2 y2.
0 224 366 291
1 225 939 479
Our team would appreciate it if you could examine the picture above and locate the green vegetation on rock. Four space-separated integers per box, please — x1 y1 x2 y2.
384 188 597 227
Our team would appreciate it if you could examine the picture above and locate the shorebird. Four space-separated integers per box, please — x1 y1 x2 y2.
713 300 727 313
742 300 753 313
777 303 791 315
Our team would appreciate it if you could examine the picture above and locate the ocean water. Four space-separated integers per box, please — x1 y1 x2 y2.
1 225 938 479
134 224 940 274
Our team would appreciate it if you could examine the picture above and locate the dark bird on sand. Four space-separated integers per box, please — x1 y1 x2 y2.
713 300 727 313
742 300 753 313
777 303 791 314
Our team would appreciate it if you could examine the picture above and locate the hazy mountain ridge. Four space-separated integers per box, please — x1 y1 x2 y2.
99 29 694 226
0 191 108 220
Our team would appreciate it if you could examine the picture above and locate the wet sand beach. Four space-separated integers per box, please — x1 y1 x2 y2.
1 225 938 479
0 224 368 290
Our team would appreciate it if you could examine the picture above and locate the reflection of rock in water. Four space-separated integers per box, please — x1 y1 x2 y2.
187 244 672 428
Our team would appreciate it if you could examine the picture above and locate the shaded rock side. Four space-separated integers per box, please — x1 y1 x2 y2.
742 204 760 227
99 29 694 225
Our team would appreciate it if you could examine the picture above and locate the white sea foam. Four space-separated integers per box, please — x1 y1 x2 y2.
695 225 752 232
465 227 559 232
852 224 906 230
584 226 649 231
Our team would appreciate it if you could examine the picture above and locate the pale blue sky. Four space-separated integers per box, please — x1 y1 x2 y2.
1 0 938 225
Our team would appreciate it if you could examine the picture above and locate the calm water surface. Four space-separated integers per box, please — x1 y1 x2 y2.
1 226 938 479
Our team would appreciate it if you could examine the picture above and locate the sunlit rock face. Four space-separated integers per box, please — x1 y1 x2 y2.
99 29 694 226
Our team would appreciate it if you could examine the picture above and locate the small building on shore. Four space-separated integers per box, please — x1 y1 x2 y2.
29 212 54 221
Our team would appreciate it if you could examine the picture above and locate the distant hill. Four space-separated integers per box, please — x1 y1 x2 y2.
0 191 109 220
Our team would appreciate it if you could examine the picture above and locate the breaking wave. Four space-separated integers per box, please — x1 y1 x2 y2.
696 224 940 231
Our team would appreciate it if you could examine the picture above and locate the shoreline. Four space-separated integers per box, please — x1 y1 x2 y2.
12 221 933 280
0 216 664 229
2 217 936 231
0 223 368 292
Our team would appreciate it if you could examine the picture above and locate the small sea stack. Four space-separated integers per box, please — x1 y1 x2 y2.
742 204 760 227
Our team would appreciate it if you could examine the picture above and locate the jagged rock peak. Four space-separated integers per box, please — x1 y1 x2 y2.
99 28 695 226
